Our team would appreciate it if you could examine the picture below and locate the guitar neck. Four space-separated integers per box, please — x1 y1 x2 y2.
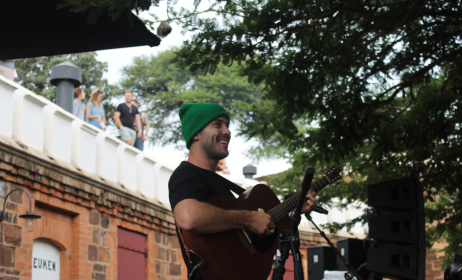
267 176 331 223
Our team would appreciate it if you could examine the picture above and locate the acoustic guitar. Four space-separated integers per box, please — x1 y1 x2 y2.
181 166 342 280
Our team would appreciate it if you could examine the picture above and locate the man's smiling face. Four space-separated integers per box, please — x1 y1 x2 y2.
197 116 231 161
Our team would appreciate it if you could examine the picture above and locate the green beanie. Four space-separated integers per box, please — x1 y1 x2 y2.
179 103 230 149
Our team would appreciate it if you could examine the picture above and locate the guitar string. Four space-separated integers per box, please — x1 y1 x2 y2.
241 172 339 239
268 177 329 222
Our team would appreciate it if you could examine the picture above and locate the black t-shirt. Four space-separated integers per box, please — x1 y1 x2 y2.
115 103 139 130
168 161 245 280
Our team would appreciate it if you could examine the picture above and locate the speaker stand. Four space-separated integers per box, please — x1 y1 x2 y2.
271 230 291 280
306 214 362 280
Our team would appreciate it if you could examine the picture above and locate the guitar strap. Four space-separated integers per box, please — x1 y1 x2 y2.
227 182 246 196
176 226 194 262
176 226 205 280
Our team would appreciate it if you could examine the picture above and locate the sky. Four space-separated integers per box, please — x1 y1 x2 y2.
96 7 292 179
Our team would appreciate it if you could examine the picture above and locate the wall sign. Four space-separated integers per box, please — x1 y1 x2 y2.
32 239 60 280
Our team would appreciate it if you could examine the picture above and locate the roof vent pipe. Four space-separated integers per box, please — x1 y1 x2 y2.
50 61 82 113
243 164 257 179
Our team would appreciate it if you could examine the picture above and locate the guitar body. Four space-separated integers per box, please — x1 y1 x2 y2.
181 184 291 280
180 166 342 280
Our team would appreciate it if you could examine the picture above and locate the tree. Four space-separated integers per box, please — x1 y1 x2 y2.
15 52 109 101
157 0 461 266
118 49 266 148
59 0 462 265
14 52 122 129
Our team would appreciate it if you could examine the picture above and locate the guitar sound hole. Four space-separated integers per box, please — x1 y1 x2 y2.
250 231 278 252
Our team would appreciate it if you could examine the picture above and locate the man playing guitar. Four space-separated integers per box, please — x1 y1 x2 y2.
168 102 317 280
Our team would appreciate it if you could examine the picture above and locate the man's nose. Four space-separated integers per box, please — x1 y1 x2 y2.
223 126 231 135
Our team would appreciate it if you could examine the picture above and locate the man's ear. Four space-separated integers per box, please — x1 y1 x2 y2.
193 133 200 141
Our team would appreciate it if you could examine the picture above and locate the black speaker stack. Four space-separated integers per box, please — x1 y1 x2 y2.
367 177 426 280
307 246 337 280
307 239 367 280
336 238 367 272
306 177 425 280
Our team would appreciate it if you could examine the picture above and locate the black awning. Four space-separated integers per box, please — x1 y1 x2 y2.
0 0 161 60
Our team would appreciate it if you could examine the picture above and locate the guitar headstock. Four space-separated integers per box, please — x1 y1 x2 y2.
323 166 342 184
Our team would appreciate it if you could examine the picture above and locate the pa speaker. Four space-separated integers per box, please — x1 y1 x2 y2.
307 246 337 280
367 177 425 280
336 238 367 271
368 246 422 279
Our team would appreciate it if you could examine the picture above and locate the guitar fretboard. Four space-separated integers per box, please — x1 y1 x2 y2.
240 167 339 242
268 176 330 222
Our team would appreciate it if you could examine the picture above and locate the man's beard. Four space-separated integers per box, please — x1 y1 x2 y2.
201 139 229 161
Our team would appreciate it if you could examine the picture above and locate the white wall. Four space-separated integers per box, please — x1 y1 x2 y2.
0 75 260 209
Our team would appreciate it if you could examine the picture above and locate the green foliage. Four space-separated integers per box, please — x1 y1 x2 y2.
15 52 112 121
15 53 108 101
118 49 266 147
161 0 462 264
17 0 462 265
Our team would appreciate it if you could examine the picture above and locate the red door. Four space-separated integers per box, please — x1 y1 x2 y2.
118 228 147 280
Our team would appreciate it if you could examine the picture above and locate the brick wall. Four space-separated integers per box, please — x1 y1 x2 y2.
426 242 447 280
0 140 184 279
